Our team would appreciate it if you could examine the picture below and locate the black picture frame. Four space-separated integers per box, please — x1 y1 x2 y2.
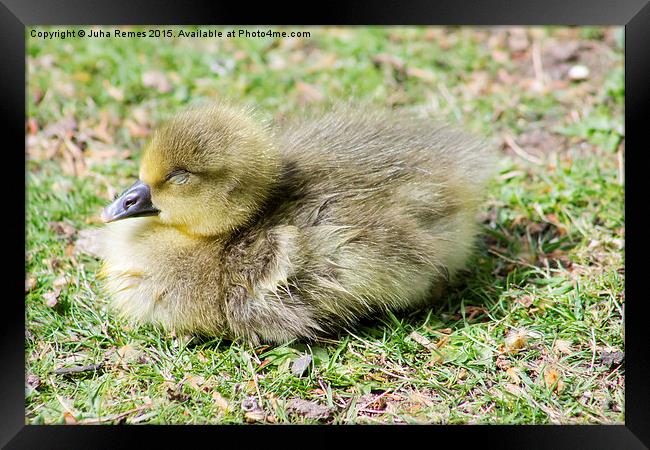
6 1 648 448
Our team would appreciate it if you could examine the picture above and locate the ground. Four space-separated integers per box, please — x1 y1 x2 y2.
25 26 624 424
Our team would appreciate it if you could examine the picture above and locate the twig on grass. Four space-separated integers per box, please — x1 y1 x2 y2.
127 411 158 424
589 327 597 372
77 404 151 425
53 363 104 376
532 39 546 88
617 147 624 185
504 134 544 165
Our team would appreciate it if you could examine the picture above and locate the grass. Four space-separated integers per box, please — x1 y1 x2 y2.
25 26 624 424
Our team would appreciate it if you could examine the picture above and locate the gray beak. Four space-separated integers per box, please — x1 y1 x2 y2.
101 179 159 223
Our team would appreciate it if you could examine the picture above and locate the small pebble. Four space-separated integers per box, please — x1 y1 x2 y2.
568 65 590 81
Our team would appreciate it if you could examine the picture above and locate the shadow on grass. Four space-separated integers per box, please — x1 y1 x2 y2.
323 216 579 347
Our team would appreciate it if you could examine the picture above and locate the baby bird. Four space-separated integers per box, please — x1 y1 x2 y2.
99 102 493 344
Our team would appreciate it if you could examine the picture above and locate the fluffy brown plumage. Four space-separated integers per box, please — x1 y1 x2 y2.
98 102 494 344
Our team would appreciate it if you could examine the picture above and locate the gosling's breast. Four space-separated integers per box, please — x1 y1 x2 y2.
99 218 216 330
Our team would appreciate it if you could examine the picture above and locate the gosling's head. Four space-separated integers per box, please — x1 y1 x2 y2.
102 103 280 236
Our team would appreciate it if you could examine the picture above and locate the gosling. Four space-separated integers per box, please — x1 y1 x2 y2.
99 103 493 344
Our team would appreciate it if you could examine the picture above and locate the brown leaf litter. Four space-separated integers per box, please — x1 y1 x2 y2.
74 228 104 258
286 398 333 420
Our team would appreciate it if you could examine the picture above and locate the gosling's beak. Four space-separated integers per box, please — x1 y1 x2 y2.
101 180 160 223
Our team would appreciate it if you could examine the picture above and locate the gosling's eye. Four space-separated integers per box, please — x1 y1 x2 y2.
168 172 190 185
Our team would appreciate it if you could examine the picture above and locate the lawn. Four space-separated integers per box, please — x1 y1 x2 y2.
25 26 624 424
